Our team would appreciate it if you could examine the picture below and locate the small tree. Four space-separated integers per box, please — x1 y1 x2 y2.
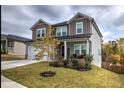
102 43 113 62
117 38 124 64
33 25 60 74
84 54 93 70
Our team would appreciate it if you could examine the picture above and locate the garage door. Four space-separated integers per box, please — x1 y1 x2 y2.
28 45 48 60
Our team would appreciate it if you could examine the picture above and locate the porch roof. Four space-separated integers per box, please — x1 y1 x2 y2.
55 34 91 41
56 34 92 39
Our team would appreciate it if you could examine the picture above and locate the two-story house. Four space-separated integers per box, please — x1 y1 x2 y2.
26 12 102 67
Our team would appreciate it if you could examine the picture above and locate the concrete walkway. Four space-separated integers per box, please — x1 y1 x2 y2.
1 76 27 88
1 60 38 70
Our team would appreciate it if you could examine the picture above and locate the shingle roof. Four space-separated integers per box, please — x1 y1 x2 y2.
1 34 8 39
53 21 68 26
52 12 93 27
1 34 31 42
7 34 31 42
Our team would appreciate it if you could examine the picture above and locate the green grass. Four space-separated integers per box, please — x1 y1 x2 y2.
1 54 24 61
1 62 124 88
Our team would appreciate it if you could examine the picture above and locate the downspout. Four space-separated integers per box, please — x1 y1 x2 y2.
25 42 28 59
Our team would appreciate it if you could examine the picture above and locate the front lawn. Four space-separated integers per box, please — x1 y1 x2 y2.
1 54 25 61
1 62 124 88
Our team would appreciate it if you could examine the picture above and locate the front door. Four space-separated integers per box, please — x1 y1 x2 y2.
61 46 64 57
67 47 70 59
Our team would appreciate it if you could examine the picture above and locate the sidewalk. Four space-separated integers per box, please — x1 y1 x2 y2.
1 76 27 88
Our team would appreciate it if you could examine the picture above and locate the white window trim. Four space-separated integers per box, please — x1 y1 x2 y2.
74 44 86 54
56 26 67 37
76 22 83 34
56 27 62 36
36 28 46 38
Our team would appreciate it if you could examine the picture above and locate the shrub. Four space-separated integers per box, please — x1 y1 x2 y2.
75 59 85 70
84 54 93 65
72 54 84 59
112 54 120 64
51 61 64 67
120 54 124 65
49 57 64 67
1 49 5 54
49 62 55 66
63 59 68 67
84 54 93 70
71 58 79 69
66 62 73 68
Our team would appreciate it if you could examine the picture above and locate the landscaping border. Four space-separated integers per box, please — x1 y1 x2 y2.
102 62 124 74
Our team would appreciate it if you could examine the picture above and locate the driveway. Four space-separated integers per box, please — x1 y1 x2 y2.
1 60 39 70
1 60 39 88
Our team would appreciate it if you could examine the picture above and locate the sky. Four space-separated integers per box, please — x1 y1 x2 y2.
1 5 124 42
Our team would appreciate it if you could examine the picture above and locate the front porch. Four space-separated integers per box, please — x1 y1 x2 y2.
1 39 8 54
56 38 91 60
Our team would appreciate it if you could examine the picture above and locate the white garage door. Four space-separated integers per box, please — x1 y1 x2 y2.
28 45 48 60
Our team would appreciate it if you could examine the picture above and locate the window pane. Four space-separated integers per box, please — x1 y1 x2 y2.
75 50 79 54
75 45 80 54
76 22 83 34
41 29 46 37
62 26 67 36
37 30 40 34
75 45 80 50
81 44 86 50
8 42 13 47
57 32 61 36
81 44 86 55
77 28 82 33
56 27 61 36
37 34 40 37
81 50 86 55
77 23 82 28
56 27 61 32
37 29 41 37
62 32 66 36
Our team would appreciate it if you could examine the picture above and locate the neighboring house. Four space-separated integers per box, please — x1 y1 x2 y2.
27 12 102 67
1 34 31 58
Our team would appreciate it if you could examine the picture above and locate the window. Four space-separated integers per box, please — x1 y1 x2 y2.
76 22 83 34
75 44 80 54
36 28 46 38
81 44 86 55
8 42 14 48
56 27 61 36
37 29 41 37
74 44 86 55
62 26 67 36
56 26 67 36
41 28 46 37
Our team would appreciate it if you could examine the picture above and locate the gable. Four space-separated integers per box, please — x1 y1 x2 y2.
30 19 50 30
68 12 93 23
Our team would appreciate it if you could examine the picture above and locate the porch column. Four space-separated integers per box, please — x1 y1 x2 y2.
5 39 8 53
64 41 67 60
86 39 89 55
